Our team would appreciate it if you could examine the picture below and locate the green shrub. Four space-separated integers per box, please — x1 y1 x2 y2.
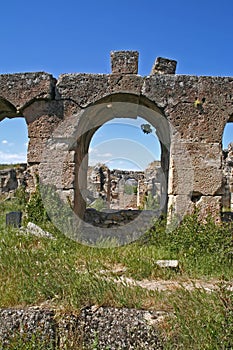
15 185 29 207
26 185 48 225
143 193 159 210
90 198 106 211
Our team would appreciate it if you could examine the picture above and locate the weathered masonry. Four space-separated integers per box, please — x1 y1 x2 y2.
0 51 233 222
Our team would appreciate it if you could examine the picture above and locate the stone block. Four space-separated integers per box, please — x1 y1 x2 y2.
195 195 222 223
156 260 179 268
142 74 199 109
57 188 74 205
27 137 48 163
39 161 75 190
0 308 56 347
56 74 109 107
171 142 222 168
26 222 55 239
168 166 194 195
0 72 55 109
27 114 62 138
23 100 64 124
111 101 139 119
62 100 82 119
167 194 222 224
198 76 233 105
110 51 139 74
29 138 75 165
151 57 177 75
167 194 193 222
108 74 143 95
41 139 75 164
62 162 75 189
0 97 16 118
6 211 22 228
166 102 227 144
169 141 223 195
52 110 85 140
169 164 223 196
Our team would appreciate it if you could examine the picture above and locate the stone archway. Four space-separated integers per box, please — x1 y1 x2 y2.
73 93 171 220
1 51 233 225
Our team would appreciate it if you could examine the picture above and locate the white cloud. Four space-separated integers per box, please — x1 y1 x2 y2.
98 152 113 158
0 151 27 164
89 150 113 165
89 147 98 154
1 140 14 147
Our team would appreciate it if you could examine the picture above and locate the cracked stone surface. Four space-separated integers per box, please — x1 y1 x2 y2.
1 50 233 222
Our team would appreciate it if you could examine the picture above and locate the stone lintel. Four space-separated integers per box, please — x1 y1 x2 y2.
111 51 139 74
0 72 56 110
151 57 177 75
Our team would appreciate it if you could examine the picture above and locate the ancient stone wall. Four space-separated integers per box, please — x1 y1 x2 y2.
0 306 163 349
0 164 27 194
87 161 161 211
222 142 233 210
1 51 233 222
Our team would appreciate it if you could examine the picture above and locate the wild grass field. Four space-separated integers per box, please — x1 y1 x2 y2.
0 186 232 349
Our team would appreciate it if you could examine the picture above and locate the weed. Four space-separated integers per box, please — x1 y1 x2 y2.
0 193 233 348
25 185 48 225
162 284 233 349
0 332 55 350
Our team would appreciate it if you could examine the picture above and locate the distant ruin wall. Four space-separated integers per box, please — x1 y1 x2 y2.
1 51 233 221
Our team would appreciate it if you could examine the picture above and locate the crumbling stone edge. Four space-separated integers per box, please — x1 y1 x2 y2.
0 306 165 349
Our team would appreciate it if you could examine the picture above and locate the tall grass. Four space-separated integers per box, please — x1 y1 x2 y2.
162 285 233 349
0 187 232 348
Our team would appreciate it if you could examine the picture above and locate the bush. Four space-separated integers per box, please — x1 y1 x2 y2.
15 185 29 207
143 193 159 210
90 198 106 211
26 185 48 225
168 213 233 261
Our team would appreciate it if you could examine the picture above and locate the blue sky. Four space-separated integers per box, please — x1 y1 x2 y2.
0 0 233 167
89 117 160 170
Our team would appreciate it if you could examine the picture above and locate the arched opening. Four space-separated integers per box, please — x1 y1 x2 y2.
74 94 171 224
222 119 233 213
0 117 28 164
87 116 162 212
0 116 28 194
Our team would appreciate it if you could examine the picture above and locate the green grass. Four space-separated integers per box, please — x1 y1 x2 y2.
0 333 55 350
0 163 26 170
160 285 233 350
0 188 233 349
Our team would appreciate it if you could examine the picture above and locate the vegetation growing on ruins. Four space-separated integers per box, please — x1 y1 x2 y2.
0 188 232 349
0 163 25 170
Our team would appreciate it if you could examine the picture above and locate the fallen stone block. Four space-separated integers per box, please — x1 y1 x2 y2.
25 222 55 240
156 260 179 268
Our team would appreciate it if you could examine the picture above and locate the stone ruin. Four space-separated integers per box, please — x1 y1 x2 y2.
222 142 233 211
0 51 233 223
86 161 162 211
0 164 26 194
